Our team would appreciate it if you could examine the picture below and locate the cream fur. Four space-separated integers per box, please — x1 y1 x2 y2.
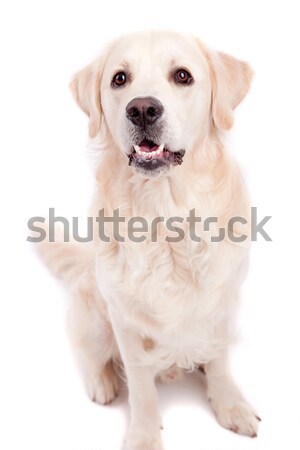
39 31 259 449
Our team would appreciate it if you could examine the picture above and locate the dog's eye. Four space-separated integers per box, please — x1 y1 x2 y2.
112 72 127 87
174 69 193 85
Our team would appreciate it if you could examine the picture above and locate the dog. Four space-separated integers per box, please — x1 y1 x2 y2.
39 30 260 449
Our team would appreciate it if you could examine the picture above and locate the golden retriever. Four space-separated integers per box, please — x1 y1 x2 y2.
39 30 259 449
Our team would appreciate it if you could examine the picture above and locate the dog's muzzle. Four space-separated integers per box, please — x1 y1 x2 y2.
125 97 185 177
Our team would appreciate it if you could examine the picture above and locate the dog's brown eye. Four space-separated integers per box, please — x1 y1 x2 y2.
112 72 127 87
174 69 193 85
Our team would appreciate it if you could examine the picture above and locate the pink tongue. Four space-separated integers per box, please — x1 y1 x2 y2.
139 143 159 153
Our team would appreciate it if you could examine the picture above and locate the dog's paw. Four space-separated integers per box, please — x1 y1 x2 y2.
124 432 164 450
158 364 184 384
209 393 260 437
86 364 119 405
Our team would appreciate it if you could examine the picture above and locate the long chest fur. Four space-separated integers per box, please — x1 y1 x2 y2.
93 160 249 369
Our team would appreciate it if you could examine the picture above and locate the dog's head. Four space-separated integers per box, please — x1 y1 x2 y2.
70 31 252 178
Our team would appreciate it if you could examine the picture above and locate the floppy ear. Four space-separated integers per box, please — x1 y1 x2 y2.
69 60 103 138
206 50 253 130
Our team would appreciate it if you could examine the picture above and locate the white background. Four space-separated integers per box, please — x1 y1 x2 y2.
1 1 300 449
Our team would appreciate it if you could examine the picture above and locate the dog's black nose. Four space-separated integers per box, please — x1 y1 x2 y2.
126 97 164 127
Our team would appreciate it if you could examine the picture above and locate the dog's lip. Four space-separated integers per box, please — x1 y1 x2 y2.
128 140 185 160
133 143 165 160
127 142 185 169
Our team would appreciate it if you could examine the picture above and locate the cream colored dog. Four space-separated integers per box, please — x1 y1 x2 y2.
40 31 260 449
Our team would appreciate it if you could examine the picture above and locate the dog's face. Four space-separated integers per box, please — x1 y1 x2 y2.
71 31 252 178
100 32 211 176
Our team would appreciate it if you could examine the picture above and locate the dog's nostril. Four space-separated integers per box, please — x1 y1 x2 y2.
147 107 157 118
128 107 140 118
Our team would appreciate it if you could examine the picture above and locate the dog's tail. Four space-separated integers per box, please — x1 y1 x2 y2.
34 224 94 287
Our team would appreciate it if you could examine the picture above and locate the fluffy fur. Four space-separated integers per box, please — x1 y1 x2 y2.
39 31 259 449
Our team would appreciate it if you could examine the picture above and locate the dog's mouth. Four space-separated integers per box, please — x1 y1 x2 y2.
127 139 185 176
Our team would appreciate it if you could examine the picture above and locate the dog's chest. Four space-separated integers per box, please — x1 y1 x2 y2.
100 238 238 368
97 233 233 321
94 183 247 368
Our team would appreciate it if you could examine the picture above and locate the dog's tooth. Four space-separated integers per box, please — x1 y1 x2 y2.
134 145 141 154
158 144 164 152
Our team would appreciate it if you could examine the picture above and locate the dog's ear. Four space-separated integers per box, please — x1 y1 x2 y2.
69 59 103 138
205 50 253 130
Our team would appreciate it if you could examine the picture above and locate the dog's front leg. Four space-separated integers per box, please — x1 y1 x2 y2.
205 351 260 437
109 310 163 450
